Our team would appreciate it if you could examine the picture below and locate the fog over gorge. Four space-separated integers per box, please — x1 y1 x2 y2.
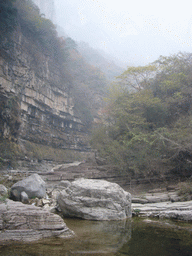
2 1 192 253
35 0 192 66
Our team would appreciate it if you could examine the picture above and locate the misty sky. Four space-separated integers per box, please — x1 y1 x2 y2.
54 0 192 66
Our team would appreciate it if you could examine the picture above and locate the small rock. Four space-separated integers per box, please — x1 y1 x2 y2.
36 198 43 207
21 191 29 204
7 176 13 181
42 198 50 206
0 185 7 197
29 198 43 207
59 180 71 188
43 204 50 210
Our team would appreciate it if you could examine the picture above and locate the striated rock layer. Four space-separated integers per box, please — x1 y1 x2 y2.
132 200 192 221
0 199 74 244
0 28 87 150
58 178 132 220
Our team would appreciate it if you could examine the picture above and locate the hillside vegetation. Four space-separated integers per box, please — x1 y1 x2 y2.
91 53 192 179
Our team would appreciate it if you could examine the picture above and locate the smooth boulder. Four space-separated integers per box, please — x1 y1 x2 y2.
0 199 74 243
57 178 132 220
10 173 46 201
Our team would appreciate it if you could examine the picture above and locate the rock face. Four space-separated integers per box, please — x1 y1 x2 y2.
0 199 74 244
10 174 46 201
57 178 132 220
0 28 86 150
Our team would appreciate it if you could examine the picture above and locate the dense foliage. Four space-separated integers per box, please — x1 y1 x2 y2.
91 53 192 178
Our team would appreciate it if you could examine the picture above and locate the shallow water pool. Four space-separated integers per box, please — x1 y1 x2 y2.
0 217 192 256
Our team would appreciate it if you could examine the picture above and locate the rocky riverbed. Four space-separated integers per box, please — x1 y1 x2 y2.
1 159 192 245
132 199 192 221
0 161 133 244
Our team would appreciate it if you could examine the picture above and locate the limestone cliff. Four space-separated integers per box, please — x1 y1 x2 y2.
0 29 87 152
0 0 109 166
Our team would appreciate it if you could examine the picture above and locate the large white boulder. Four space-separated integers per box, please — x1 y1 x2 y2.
10 173 46 201
57 178 132 220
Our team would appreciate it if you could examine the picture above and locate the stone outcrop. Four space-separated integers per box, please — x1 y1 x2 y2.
132 200 192 221
0 28 87 150
10 173 46 201
0 199 74 244
132 191 180 204
57 178 132 220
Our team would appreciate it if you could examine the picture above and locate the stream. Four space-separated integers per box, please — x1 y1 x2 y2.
0 217 192 256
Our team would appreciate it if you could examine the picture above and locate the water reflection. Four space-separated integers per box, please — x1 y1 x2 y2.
117 219 192 256
1 218 192 256
65 218 132 255
0 218 132 256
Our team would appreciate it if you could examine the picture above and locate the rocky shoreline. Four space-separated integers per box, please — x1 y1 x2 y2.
132 199 192 221
1 160 192 244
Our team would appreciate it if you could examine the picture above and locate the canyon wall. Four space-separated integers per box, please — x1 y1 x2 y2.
0 29 88 152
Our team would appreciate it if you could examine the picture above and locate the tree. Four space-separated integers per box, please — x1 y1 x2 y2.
116 64 157 91
91 53 192 178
